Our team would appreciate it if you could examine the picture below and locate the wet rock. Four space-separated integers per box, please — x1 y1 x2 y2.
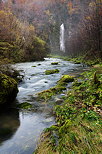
45 69 59 75
0 74 18 105
31 74 36 76
58 75 74 86
45 81 48 83
55 98 63 105
51 62 59 65
43 117 54 123
17 102 32 109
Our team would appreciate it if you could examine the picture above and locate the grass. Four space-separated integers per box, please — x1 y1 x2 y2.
35 66 102 154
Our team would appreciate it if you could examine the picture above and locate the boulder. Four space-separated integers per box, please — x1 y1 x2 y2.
0 73 18 105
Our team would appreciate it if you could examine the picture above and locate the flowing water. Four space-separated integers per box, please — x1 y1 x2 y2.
0 58 88 154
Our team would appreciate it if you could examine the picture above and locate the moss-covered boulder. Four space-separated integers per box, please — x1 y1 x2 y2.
45 69 59 75
51 62 59 65
58 75 74 86
0 74 18 105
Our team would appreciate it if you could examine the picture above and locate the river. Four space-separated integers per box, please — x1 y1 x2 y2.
0 58 88 154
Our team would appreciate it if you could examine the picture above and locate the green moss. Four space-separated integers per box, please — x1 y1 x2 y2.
32 66 36 67
45 69 59 75
37 89 54 100
51 62 59 65
37 85 66 100
58 75 74 86
0 73 18 105
17 102 32 109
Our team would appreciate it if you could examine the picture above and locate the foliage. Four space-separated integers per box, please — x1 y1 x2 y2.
0 7 49 63
25 37 48 61
36 67 102 154
1 0 101 62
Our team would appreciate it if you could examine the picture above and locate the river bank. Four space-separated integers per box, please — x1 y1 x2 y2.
35 64 102 154
48 54 102 66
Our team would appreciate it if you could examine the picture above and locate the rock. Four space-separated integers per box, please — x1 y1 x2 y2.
45 81 48 83
51 62 59 65
55 98 63 104
0 73 18 105
17 102 32 109
58 75 74 86
45 69 59 75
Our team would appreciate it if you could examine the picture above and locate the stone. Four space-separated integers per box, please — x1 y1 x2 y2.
0 73 18 105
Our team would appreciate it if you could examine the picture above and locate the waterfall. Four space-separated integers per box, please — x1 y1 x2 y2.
60 23 65 52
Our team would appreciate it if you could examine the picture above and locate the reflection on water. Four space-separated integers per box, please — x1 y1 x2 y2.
0 107 55 154
0 58 89 154
0 107 20 145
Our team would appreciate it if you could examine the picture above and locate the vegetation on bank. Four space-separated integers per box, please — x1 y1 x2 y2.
0 8 49 64
48 54 102 66
35 65 102 154
0 37 48 63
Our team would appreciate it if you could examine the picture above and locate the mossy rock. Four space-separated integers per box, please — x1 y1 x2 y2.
45 69 59 75
37 85 66 100
58 75 74 86
51 62 59 65
37 89 54 100
17 102 32 109
0 73 18 105
51 85 66 92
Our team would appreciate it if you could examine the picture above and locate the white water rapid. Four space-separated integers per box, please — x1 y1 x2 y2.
60 23 65 52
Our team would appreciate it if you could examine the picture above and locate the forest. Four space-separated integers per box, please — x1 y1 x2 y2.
0 0 102 154
0 0 102 63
